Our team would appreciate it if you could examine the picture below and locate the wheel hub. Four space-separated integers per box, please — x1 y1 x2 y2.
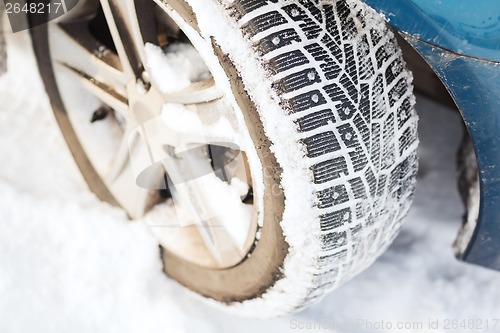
47 0 260 268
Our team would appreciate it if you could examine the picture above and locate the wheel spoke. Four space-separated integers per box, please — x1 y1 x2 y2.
105 130 160 218
127 83 243 148
99 0 153 78
107 164 157 219
61 65 129 118
162 79 223 105
160 98 243 148
193 218 250 266
106 127 133 184
163 149 253 265
52 21 128 89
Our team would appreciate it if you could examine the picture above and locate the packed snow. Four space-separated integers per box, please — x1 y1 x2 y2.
2 21 500 333
144 42 211 94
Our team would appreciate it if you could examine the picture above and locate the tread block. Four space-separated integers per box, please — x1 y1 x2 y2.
337 123 358 148
302 131 341 157
349 177 366 199
265 50 310 75
311 156 348 183
305 42 342 80
230 0 274 19
317 184 349 209
256 29 301 55
284 89 327 114
242 11 287 36
321 231 348 251
397 97 413 129
319 207 352 231
295 109 335 132
349 146 369 172
272 68 321 94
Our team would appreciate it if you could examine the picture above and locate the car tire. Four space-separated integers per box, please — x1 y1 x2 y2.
30 0 419 316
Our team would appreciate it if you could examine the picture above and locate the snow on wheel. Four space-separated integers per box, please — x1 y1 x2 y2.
30 0 418 316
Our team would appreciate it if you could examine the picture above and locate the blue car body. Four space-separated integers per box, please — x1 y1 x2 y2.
363 0 500 269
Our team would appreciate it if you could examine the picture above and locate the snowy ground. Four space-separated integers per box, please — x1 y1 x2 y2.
1 30 500 333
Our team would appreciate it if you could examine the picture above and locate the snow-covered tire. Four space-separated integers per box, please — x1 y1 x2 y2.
31 0 419 317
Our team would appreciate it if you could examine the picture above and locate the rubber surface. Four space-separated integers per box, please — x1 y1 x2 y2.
217 0 419 308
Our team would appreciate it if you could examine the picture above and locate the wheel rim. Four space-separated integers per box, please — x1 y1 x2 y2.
47 0 260 269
